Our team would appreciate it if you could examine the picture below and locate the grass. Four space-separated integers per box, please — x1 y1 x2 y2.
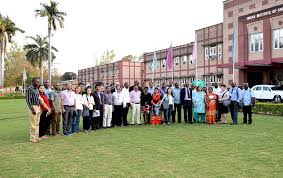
0 99 283 177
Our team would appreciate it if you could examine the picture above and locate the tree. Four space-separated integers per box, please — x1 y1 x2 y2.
0 14 24 87
122 55 137 62
62 72 77 81
24 35 58 84
35 0 66 84
100 49 115 65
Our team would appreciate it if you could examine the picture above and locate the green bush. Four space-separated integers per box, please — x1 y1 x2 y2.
0 93 25 100
253 102 283 116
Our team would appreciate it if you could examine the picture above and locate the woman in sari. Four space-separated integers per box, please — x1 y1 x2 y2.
205 87 218 124
192 86 206 123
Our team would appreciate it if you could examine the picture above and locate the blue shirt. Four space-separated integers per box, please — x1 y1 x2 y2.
148 87 154 95
172 87 181 104
242 89 254 106
229 87 242 102
45 88 52 99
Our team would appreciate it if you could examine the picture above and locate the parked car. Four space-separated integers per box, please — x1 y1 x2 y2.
251 85 283 102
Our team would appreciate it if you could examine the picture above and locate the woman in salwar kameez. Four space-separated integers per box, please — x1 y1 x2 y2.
205 87 218 124
192 86 206 123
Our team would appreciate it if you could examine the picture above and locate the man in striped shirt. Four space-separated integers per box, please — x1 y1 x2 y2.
25 78 42 143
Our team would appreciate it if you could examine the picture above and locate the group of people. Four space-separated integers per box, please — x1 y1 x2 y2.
25 77 255 143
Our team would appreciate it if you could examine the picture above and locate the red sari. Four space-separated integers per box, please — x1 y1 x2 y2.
206 93 218 124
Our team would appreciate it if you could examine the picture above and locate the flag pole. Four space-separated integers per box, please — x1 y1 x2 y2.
195 36 198 81
171 42 173 83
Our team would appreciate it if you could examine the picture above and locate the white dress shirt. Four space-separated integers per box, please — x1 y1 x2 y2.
82 94 95 110
113 91 123 105
121 87 130 107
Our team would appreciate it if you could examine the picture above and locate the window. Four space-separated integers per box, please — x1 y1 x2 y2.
250 33 263 52
189 54 193 64
204 76 209 86
209 46 217 60
162 59 166 68
210 75 216 84
189 77 195 84
181 56 187 64
263 86 271 92
273 29 283 49
182 78 187 84
205 47 209 60
218 44 222 59
254 86 262 91
174 57 180 65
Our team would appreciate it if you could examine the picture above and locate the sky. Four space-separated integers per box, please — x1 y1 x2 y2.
0 0 223 74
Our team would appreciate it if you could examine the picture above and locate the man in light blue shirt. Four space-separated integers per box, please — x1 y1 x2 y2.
172 83 181 123
148 81 154 95
242 83 255 124
229 82 242 125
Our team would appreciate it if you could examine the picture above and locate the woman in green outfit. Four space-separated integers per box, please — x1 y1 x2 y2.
192 86 206 123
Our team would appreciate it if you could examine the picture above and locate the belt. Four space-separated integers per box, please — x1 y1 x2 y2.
133 103 140 104
64 105 74 107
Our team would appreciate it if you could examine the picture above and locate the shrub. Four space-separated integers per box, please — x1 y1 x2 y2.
253 102 283 116
0 93 25 100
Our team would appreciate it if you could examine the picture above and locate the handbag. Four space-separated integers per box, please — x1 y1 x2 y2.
82 107 89 117
223 100 231 107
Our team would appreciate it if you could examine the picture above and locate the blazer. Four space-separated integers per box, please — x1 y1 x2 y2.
180 87 193 104
93 91 104 110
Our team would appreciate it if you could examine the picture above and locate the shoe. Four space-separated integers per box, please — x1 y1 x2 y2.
64 133 70 136
167 123 171 125
30 139 39 143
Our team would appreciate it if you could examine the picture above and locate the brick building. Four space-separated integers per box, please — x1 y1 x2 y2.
78 60 144 86
144 0 283 87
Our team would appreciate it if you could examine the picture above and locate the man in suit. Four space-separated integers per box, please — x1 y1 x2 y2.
93 83 104 129
180 82 193 124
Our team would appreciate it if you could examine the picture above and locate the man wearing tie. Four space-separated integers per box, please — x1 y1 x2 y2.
180 82 193 124
93 83 104 129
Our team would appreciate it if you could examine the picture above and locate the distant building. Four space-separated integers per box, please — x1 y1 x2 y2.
78 60 144 87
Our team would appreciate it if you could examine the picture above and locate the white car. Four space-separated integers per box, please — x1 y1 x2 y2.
251 85 283 102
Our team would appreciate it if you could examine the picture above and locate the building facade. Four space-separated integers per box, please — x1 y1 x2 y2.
144 0 283 87
78 60 144 86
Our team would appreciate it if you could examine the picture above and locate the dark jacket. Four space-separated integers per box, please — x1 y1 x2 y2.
141 92 153 106
129 85 142 92
93 91 104 110
180 87 193 104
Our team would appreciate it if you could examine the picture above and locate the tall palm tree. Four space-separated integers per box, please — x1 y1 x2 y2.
24 35 58 84
35 1 66 84
0 14 24 88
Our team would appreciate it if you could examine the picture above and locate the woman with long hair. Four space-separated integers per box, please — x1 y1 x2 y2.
38 85 51 140
72 86 83 133
161 87 174 125
82 87 95 132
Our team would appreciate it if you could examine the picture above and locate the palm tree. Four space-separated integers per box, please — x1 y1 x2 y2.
0 14 24 88
35 1 66 84
24 35 58 84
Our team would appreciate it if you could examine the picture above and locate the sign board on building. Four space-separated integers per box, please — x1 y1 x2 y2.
245 5 283 21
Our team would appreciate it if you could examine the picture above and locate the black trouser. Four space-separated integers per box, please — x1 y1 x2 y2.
98 110 103 128
122 104 130 126
83 110 92 131
229 101 238 124
39 111 49 137
243 105 252 124
113 105 123 126
63 106 74 135
183 101 192 123
216 103 222 122
172 103 182 123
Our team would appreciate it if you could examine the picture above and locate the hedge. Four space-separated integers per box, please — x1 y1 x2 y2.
0 93 25 100
253 102 283 116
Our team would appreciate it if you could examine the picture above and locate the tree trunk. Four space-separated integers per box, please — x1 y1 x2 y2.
0 40 5 88
40 61 43 84
48 27 52 84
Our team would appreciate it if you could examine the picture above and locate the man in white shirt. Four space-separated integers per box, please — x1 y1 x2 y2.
121 82 130 126
112 85 123 126
130 85 142 125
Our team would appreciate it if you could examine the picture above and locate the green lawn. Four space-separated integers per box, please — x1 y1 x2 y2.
0 99 282 177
